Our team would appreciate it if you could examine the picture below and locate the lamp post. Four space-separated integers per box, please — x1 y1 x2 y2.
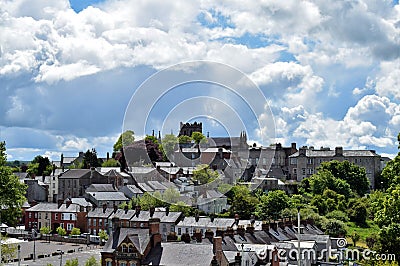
17 244 20 266
297 207 301 266
32 223 37 262
57 249 63 266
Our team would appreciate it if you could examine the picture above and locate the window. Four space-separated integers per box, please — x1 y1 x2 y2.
55 213 58 220
60 223 64 229
307 158 313 164
52 183 55 188
93 219 97 226
293 168 297 174
307 168 313 174
290 158 297 165
99 219 103 227
170 225 174 232
105 261 112 266
67 224 74 231
302 168 306 175
178 228 181 235
45 213 48 219
29 213 32 219
119 263 127 266
39 213 42 219
128 245 134 253
121 244 127 253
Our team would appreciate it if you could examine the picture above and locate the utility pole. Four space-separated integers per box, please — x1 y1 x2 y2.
297 208 301 266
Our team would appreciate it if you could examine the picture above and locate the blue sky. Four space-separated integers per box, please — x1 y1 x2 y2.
0 0 399 161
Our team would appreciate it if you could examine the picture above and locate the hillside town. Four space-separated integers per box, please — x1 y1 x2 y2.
1 122 399 266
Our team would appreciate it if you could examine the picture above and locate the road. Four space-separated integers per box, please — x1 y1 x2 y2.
3 240 102 266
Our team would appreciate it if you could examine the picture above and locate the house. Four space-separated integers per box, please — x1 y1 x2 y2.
175 216 235 237
25 203 58 231
288 146 381 188
86 184 117 192
58 168 107 200
146 181 168 193
85 191 128 208
197 190 228 214
101 218 162 266
24 178 48 203
54 200 90 234
87 205 114 235
119 184 144 199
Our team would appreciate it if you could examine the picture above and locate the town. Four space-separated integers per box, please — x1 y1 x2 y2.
1 122 399 266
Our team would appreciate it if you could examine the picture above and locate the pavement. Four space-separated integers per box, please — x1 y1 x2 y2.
3 239 102 266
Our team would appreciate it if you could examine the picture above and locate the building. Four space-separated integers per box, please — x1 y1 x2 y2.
179 121 202 136
87 205 114 236
85 191 128 208
288 146 381 188
197 190 228 214
25 203 58 231
101 217 162 266
175 216 235 237
58 168 107 200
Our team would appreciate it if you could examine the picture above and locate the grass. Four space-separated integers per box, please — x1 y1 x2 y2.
346 220 379 248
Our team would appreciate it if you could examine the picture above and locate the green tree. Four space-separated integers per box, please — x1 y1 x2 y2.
319 160 370 196
170 202 194 217
162 187 180 203
0 142 28 225
228 185 259 219
1 241 17 263
351 232 361 247
82 148 101 168
192 164 219 185
375 185 400 227
323 219 347 237
191 132 205 145
28 155 52 176
101 158 120 167
306 170 352 198
256 190 291 220
139 192 164 210
378 223 400 258
113 130 135 152
56 226 66 237
70 227 81 236
85 256 100 266
40 226 51 235
347 198 368 225
161 134 178 159
65 258 79 266
178 135 192 144
98 229 109 245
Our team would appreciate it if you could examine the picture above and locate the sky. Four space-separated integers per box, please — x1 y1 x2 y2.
0 0 399 162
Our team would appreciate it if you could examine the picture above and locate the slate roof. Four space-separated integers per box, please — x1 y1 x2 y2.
102 227 150 255
86 184 117 192
58 203 81 213
143 242 214 266
129 167 156 174
130 211 182 224
137 182 155 193
121 185 143 194
177 217 235 229
27 203 59 212
110 209 136 221
87 191 128 201
159 167 181 175
67 198 92 207
147 181 168 191
289 149 380 157
59 169 90 179
87 207 114 218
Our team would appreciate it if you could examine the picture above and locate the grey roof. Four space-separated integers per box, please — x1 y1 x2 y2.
13 172 29 179
155 162 176 167
87 207 114 218
289 149 380 158
110 209 136 221
121 185 144 194
207 137 242 147
160 182 178 189
86 184 117 192
143 242 214 266
59 169 90 179
87 191 128 201
137 182 154 193
177 217 235 229
58 203 81 213
62 157 77 164
27 203 59 212
146 181 167 191
67 198 92 207
159 167 181 175
102 227 150 255
130 211 182 224
129 167 156 174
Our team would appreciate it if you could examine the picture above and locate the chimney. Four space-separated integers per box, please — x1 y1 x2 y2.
213 236 223 265
66 199 72 208
234 252 242 266
271 247 280 266
291 143 297 151
234 213 239 225
262 221 270 232
218 148 223 158
102 203 107 213
193 229 202 243
205 229 214 241
111 217 120 234
106 152 110 161
195 212 199 222
58 199 63 209
270 222 278 232
113 204 118 213
124 204 129 214
299 147 307 156
246 225 255 235
165 206 170 216
237 225 245 237
225 227 234 237
210 213 215 223
216 228 225 237
150 206 155 218
135 205 141 217
211 256 219 266
335 147 343 157
149 218 162 247
285 219 293 229
278 221 285 230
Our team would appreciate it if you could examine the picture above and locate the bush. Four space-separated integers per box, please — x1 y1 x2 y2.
326 210 349 222
323 219 347 237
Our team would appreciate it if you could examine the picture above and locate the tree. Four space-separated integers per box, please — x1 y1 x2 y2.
139 192 164 210
0 142 28 225
323 219 347 237
306 170 352 198
375 185 400 227
101 158 120 167
228 185 259 219
70 227 81 236
178 135 192 144
27 155 52 177
191 132 205 145
98 229 109 245
113 130 135 152
162 187 180 204
144 137 163 162
192 164 219 185
85 256 100 266
1 240 17 263
318 160 369 196
40 226 51 235
56 226 66 237
351 232 361 247
256 190 291 220
82 149 101 168
347 198 368 225
161 134 178 160
170 202 194 217
65 258 79 266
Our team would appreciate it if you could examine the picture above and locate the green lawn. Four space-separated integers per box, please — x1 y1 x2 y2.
346 220 380 248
